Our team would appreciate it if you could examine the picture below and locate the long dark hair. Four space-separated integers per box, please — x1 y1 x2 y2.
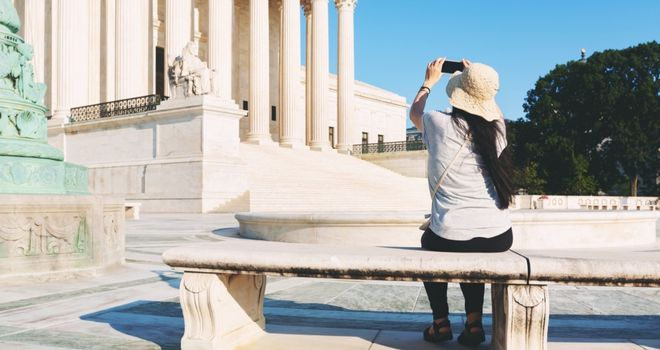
451 108 514 208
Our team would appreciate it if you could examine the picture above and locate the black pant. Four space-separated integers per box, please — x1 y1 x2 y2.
421 227 513 319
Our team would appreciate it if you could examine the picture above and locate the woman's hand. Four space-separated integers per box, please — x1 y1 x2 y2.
423 57 446 88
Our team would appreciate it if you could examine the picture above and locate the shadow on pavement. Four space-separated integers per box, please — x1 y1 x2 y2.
81 300 183 350
80 297 660 349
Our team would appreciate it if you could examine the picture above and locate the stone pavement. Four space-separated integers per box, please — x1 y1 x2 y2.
0 213 659 349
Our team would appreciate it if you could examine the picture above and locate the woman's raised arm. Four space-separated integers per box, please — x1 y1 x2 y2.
409 57 445 133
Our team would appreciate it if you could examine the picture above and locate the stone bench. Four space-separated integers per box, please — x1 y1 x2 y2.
162 239 660 350
124 202 141 220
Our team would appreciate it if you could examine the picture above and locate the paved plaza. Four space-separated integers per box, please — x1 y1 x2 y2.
1 214 659 350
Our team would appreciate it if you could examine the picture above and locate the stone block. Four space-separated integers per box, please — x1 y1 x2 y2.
0 194 125 282
48 95 250 213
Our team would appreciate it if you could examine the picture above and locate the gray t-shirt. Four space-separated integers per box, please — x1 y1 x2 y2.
422 110 511 241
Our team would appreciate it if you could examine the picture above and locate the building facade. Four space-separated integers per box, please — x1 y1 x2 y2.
15 0 407 151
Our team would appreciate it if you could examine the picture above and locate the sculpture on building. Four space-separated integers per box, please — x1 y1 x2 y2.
168 41 215 98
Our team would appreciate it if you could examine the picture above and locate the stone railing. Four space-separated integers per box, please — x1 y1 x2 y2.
69 95 163 123
513 195 658 211
352 140 426 155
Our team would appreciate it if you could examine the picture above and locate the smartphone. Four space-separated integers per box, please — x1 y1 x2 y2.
441 60 465 74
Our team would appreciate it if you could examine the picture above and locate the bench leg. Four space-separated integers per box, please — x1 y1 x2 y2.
491 284 549 350
179 272 267 350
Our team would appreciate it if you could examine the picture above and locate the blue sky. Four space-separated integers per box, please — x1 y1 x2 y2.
301 0 660 126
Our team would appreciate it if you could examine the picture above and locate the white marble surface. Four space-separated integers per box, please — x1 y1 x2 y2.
163 239 529 284
520 247 660 287
237 210 659 249
165 227 660 287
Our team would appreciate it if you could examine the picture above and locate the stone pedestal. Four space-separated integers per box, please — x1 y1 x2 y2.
180 272 266 350
491 284 549 350
0 0 124 282
48 96 250 213
0 194 125 282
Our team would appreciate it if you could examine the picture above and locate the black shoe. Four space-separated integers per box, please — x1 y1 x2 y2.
457 319 486 347
423 318 452 343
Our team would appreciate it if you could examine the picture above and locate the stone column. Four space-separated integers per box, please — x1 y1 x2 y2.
150 2 160 95
309 0 330 151
193 8 202 45
115 0 150 99
88 0 101 103
51 0 90 122
165 0 192 97
278 0 303 148
18 0 45 83
246 0 271 144
303 1 312 146
208 0 234 102
102 0 116 102
334 0 356 153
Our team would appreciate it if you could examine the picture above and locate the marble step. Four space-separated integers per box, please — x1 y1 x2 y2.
241 143 429 211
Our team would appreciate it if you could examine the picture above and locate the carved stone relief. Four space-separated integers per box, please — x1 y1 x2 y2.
64 164 89 193
0 159 62 188
0 213 89 258
103 212 119 247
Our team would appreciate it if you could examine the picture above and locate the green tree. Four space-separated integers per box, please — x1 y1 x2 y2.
511 162 546 194
516 41 659 196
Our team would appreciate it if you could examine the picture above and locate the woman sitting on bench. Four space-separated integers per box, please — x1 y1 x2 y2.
409 58 514 347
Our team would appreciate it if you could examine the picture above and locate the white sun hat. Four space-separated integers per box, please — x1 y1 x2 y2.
445 63 503 122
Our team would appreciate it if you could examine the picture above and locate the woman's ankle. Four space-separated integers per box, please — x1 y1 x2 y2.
466 312 482 323
428 317 451 336
464 312 484 334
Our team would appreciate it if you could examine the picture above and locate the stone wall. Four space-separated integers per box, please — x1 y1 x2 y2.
47 96 249 213
513 195 659 210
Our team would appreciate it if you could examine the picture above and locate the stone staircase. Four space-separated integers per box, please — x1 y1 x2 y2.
240 143 430 212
